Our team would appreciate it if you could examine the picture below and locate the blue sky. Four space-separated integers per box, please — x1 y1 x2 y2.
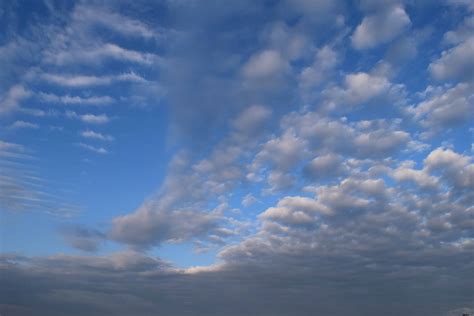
0 0 473 315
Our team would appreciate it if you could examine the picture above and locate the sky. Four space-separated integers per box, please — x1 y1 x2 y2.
0 0 473 315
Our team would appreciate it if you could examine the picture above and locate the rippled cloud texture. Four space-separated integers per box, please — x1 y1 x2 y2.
0 0 473 315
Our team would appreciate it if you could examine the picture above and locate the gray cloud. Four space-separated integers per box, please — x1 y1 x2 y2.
429 37 474 82
2 145 474 315
110 201 225 248
58 225 105 252
352 5 411 50
409 82 474 132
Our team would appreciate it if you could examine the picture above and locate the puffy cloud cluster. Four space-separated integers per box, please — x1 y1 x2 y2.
1 0 474 315
3 147 472 315
352 5 411 50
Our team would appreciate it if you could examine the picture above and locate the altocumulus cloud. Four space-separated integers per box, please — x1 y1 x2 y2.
1 0 473 315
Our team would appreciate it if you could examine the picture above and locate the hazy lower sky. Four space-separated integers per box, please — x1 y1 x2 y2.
0 0 473 315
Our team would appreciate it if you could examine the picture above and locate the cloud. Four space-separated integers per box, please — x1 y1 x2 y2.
281 113 410 159
1 2 473 315
352 5 411 49
242 50 289 80
303 153 347 180
409 82 474 131
78 143 108 155
42 72 147 87
261 195 333 226
447 0 474 11
341 72 392 104
299 45 339 93
391 161 438 188
7 120 39 129
38 93 114 106
66 111 111 124
73 5 158 39
110 201 225 248
45 43 158 66
80 130 114 141
241 193 258 207
0 140 31 160
3 148 473 315
58 225 105 252
0 141 78 216
0 85 31 115
429 37 474 82
231 105 272 140
256 131 307 171
322 71 405 110
443 16 474 45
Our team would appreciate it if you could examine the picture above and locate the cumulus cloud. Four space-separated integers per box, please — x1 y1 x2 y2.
352 5 411 49
429 37 474 82
409 82 474 131
110 201 224 248
391 161 438 188
299 45 339 98
66 111 111 124
303 153 347 180
232 105 272 140
322 71 405 109
0 85 31 115
1 1 473 315
242 50 289 80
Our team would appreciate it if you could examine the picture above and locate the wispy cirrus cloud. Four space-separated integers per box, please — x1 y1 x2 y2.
38 92 114 106
66 111 111 124
80 130 114 141
42 72 147 87
77 143 108 155
0 85 31 115
7 120 39 129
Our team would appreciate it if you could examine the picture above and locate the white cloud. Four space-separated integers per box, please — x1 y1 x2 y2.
322 71 399 109
256 130 307 171
242 50 289 80
232 105 272 140
80 130 114 141
299 45 339 93
391 161 438 188
66 111 111 124
429 37 474 82
443 16 474 45
261 195 333 225
0 85 31 115
46 43 157 66
42 72 147 87
110 202 224 247
409 82 474 131
241 194 258 207
74 5 158 39
38 93 114 106
352 5 411 49
8 120 39 129
265 22 309 61
343 72 391 104
78 143 108 154
304 153 346 180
